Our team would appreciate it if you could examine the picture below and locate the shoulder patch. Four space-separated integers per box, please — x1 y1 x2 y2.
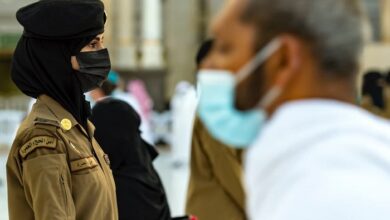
19 136 57 159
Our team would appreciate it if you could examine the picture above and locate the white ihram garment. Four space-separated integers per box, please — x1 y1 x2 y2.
246 100 390 220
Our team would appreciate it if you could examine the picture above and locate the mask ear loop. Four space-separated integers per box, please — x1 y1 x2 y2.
257 86 282 109
235 38 282 85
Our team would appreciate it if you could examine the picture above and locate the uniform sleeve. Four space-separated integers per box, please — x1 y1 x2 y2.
196 119 246 212
186 118 246 220
19 128 76 220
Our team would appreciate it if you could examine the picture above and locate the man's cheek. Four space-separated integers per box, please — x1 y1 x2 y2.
234 70 264 111
234 80 253 110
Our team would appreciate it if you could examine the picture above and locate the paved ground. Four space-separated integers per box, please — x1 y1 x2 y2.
0 151 189 219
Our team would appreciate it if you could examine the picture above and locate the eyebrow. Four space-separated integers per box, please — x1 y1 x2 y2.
93 36 104 41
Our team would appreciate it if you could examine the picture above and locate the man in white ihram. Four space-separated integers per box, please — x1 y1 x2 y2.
205 0 390 219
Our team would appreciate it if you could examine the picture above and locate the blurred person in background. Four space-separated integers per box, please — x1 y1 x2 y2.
171 80 197 167
7 0 117 219
87 71 154 143
208 0 390 219
90 98 171 220
361 71 386 116
128 80 154 124
186 39 247 220
127 80 155 144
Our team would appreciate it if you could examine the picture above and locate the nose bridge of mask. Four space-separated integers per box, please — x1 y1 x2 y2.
235 38 282 85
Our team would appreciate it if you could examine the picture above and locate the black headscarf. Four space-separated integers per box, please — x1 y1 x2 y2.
11 0 106 127
90 98 171 220
91 98 148 169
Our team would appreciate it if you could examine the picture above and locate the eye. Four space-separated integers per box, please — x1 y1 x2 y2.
89 42 97 49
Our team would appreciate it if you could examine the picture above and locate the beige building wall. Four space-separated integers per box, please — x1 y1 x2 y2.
101 0 113 47
105 0 139 69
163 0 202 98
163 0 224 98
103 0 226 100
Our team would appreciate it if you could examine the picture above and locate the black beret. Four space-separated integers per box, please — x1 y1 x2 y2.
16 0 106 40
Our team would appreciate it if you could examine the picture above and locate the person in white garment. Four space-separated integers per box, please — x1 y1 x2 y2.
171 81 197 167
199 0 390 219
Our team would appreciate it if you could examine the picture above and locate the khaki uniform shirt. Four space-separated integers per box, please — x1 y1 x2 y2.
7 95 118 220
360 95 386 118
186 117 246 220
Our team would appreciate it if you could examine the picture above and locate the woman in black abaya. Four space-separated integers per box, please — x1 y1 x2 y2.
90 98 172 220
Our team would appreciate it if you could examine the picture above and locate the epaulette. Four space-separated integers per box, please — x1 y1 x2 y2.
33 117 60 128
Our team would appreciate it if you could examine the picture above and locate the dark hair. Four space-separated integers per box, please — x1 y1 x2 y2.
385 71 390 85
362 71 385 109
242 0 364 77
196 39 214 66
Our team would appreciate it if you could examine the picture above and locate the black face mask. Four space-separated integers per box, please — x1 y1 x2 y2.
76 48 111 92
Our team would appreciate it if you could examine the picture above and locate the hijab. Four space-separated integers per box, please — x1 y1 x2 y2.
90 98 157 170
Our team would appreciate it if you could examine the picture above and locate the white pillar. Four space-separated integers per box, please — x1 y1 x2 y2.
115 0 137 69
382 0 390 42
141 0 164 68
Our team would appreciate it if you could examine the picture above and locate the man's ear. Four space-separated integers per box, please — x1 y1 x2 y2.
273 35 303 89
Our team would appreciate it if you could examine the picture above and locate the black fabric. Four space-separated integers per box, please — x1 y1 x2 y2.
362 71 385 110
17 0 106 40
11 0 106 129
90 98 171 220
196 39 214 66
386 71 390 85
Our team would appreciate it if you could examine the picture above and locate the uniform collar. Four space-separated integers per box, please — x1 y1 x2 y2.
37 94 95 138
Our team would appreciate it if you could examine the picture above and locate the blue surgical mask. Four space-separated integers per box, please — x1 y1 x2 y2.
197 71 265 148
197 38 282 148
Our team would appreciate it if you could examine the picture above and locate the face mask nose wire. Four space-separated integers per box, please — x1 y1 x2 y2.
235 38 282 85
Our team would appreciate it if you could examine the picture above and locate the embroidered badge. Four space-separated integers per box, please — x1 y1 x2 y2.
19 136 57 158
70 157 98 172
